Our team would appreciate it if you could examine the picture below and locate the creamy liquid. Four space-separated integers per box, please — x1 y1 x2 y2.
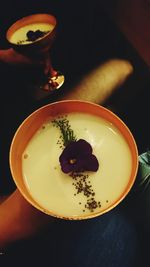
22 113 132 217
10 22 54 44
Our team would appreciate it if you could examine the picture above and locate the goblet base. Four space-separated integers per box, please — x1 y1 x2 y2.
41 71 65 92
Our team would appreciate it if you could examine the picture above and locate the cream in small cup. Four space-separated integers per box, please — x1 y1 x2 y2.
6 13 57 55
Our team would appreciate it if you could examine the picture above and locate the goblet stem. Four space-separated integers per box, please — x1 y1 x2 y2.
42 53 65 92
44 53 57 77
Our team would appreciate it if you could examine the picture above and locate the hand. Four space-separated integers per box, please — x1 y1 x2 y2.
0 48 44 68
0 189 53 249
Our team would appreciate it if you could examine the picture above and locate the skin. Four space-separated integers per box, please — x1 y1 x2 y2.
0 48 133 249
0 48 52 75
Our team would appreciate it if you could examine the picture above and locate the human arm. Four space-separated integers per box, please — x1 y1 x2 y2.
0 48 35 65
0 189 53 249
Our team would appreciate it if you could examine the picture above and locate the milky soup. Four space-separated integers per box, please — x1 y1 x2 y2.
22 112 132 218
10 22 54 44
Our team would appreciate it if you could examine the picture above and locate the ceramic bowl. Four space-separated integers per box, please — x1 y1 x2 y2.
9 100 138 220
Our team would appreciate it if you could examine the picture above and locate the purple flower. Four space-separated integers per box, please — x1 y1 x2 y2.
59 139 99 173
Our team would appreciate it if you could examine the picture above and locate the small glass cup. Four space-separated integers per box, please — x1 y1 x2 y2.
6 13 65 92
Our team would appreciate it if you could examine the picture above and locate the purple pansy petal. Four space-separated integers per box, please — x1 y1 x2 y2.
70 156 85 173
59 139 99 174
59 155 82 173
59 141 77 161
74 139 93 155
60 160 74 173
59 139 92 161
82 154 99 172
